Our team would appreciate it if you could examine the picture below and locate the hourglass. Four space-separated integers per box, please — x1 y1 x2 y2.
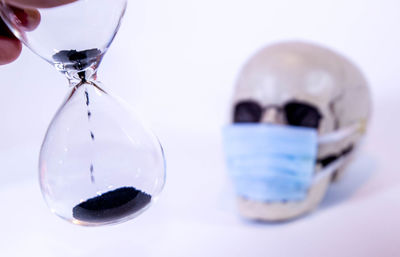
0 0 166 226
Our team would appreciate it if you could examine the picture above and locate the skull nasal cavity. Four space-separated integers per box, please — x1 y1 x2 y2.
284 101 322 128
234 101 262 123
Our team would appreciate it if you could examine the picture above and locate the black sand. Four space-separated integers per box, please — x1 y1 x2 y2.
73 187 151 223
53 48 101 70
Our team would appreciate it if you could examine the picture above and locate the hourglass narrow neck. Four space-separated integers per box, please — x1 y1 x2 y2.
53 48 105 87
66 68 98 88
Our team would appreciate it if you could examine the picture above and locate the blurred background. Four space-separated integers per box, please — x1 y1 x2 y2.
0 0 399 256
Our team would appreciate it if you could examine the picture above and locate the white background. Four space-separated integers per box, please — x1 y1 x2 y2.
0 0 399 256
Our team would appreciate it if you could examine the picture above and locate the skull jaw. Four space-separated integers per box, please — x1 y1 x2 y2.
235 174 331 221
330 151 356 182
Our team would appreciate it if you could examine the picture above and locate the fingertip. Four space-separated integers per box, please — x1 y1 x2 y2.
26 9 41 31
0 36 22 65
10 6 41 31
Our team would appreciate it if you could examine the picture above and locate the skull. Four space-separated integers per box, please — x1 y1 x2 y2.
230 41 371 221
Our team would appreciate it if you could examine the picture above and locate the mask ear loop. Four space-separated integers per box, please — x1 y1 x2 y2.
312 156 347 185
311 120 367 185
317 120 366 144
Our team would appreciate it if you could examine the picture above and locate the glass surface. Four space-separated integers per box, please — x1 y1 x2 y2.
0 0 166 226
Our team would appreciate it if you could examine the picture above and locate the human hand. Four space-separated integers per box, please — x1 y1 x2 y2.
0 0 76 65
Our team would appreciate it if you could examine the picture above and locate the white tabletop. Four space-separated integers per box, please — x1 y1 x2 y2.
0 0 399 256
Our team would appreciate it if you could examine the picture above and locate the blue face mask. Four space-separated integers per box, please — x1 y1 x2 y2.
222 123 362 202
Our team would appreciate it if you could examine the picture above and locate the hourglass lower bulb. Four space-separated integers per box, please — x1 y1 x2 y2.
39 69 166 226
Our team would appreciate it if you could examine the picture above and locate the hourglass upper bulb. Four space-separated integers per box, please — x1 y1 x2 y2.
0 0 127 73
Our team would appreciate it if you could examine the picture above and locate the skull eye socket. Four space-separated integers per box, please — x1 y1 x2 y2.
283 101 322 128
233 101 262 123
